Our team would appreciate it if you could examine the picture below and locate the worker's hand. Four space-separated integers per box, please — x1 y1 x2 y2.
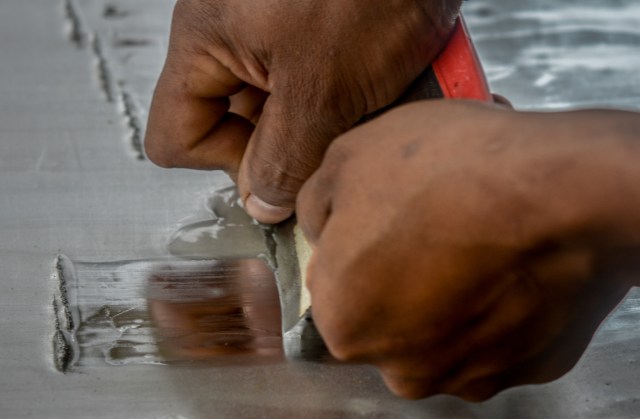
144 0 462 224
297 100 640 400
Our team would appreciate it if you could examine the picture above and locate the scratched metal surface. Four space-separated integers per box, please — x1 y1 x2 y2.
0 0 639 418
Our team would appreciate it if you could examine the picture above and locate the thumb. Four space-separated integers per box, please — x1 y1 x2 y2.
238 93 350 224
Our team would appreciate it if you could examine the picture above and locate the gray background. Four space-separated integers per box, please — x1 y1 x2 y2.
0 0 638 417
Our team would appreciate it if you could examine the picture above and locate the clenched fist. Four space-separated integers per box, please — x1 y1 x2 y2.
297 100 640 400
144 0 461 223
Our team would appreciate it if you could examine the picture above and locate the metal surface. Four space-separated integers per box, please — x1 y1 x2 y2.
0 0 639 417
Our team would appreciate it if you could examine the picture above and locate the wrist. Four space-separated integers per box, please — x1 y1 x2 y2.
527 110 640 287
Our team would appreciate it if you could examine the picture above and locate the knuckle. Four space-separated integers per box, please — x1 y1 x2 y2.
454 381 503 402
247 154 306 206
313 310 364 363
144 140 178 169
322 329 361 362
144 129 189 169
172 0 228 45
171 0 198 34
174 0 224 25
391 382 435 400
308 259 381 363
380 370 437 400
172 0 191 20
310 295 362 362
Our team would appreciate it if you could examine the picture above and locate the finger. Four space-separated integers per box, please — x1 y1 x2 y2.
296 163 336 244
144 24 252 178
230 85 269 125
447 328 585 402
238 93 351 224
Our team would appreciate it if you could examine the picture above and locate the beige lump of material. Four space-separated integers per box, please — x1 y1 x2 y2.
293 225 312 317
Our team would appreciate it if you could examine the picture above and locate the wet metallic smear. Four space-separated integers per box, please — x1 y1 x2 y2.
52 254 81 372
52 257 283 369
167 186 269 260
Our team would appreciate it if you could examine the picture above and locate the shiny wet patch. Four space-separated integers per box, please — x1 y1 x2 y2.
52 255 283 372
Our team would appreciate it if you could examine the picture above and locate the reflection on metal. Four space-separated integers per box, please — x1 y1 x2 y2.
49 186 337 371
149 258 284 365
50 257 284 370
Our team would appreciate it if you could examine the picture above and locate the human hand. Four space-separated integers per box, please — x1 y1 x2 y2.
297 100 640 400
144 0 462 223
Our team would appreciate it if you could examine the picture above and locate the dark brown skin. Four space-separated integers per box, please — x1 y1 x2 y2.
144 0 462 223
145 0 640 401
297 100 640 400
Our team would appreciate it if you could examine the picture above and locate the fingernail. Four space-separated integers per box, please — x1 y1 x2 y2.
245 194 294 224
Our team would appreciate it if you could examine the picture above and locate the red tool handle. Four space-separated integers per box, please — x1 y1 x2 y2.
359 14 491 124
432 16 492 101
